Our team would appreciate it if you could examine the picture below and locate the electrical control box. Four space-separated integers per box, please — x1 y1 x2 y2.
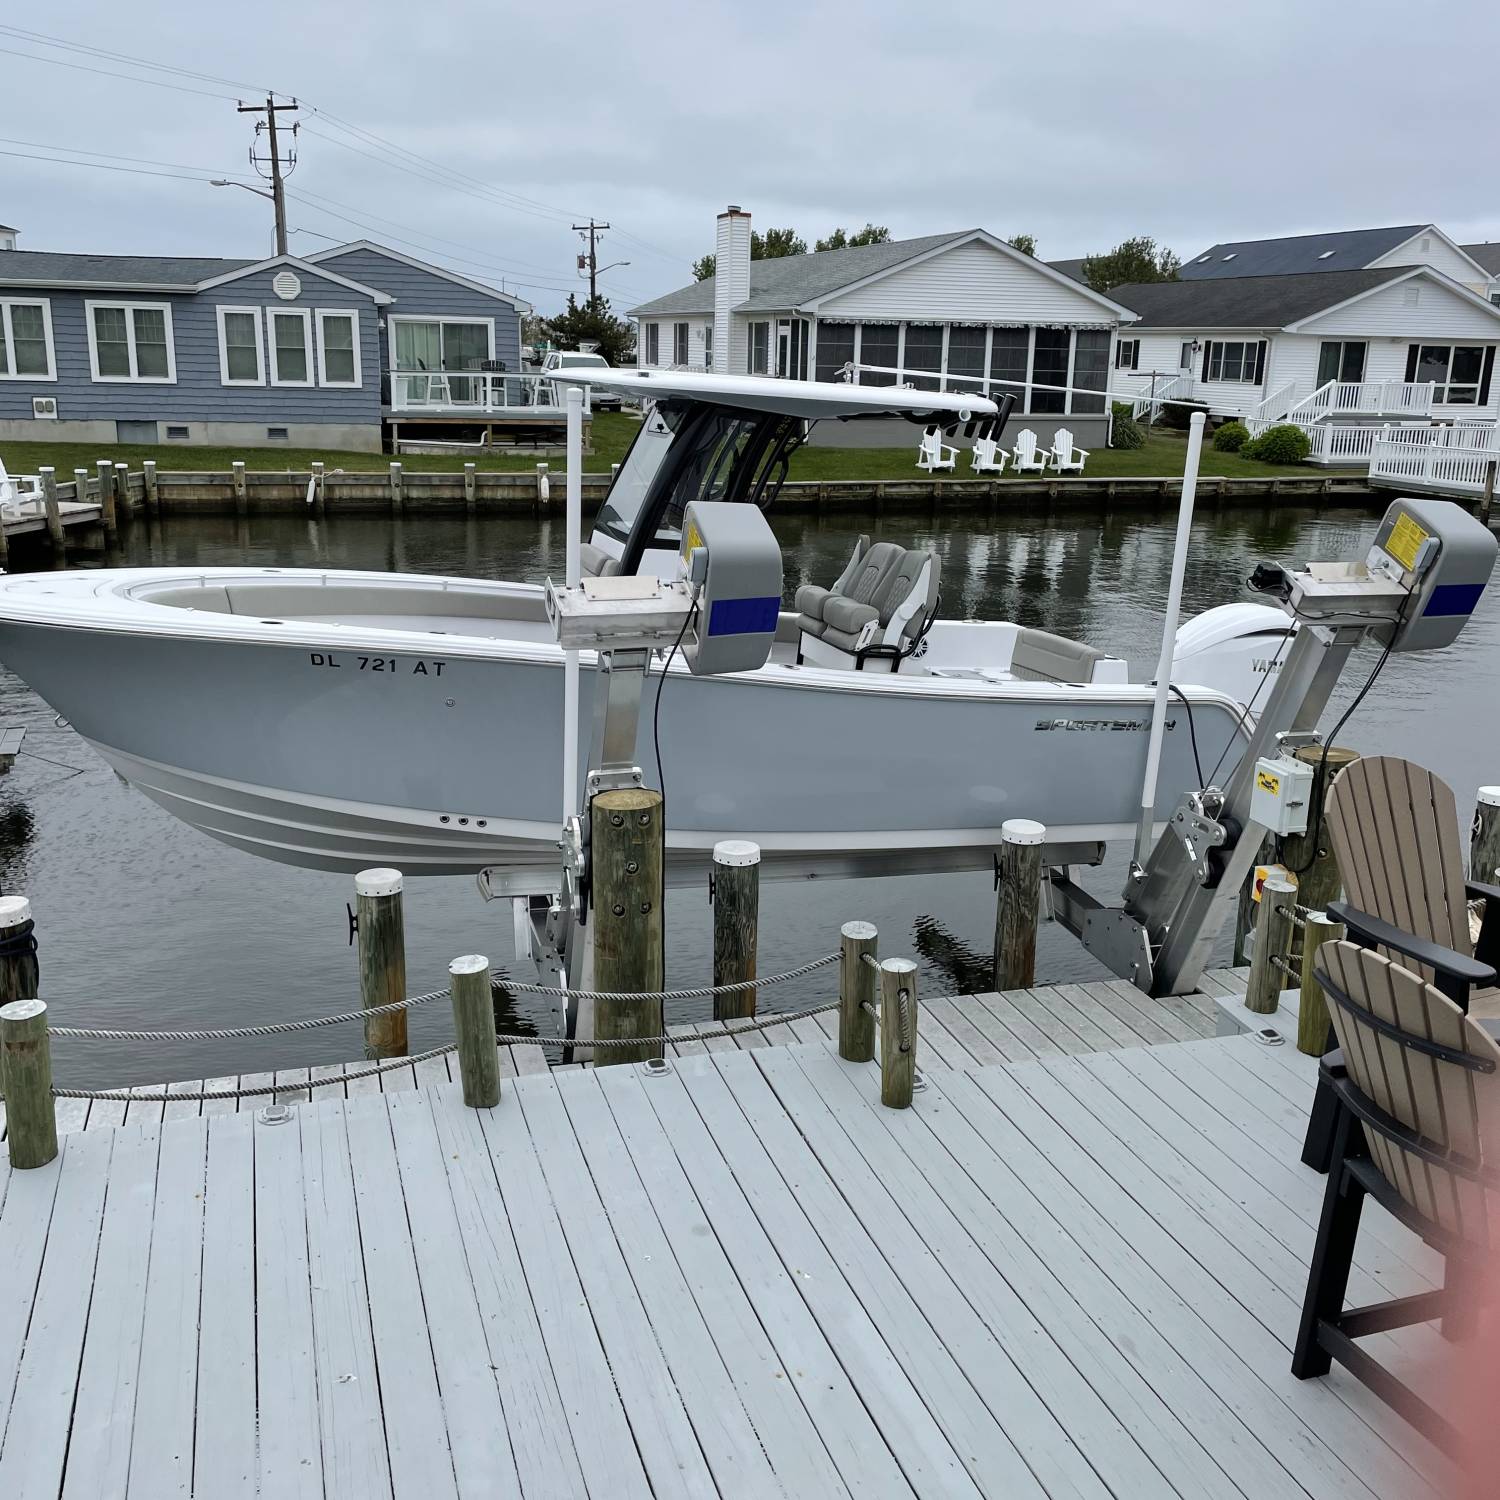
677 501 783 676
1364 498 1497 652
1249 754 1314 836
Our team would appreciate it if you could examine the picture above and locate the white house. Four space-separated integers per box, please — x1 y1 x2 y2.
628 207 1137 448
1460 241 1500 304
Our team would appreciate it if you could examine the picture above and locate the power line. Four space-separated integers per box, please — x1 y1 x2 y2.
0 135 242 176
0 146 254 187
0 44 241 101
0 23 271 95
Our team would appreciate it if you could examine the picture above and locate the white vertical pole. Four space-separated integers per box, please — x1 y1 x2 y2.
563 386 583 822
1133 410 1206 867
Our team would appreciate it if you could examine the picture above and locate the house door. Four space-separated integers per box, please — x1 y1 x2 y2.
776 319 809 380
1316 340 1367 385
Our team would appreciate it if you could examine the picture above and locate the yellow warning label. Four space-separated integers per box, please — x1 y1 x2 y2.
682 519 704 557
1385 513 1429 573
1255 769 1281 797
1251 863 1295 902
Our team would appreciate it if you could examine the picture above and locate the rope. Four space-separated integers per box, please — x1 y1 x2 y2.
1270 954 1302 978
498 996 841 1048
501 952 839 1005
896 987 913 1053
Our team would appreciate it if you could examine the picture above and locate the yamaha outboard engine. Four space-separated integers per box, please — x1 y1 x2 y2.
1171 602 1296 708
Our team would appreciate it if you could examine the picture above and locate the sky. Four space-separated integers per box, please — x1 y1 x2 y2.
5 2 1499 317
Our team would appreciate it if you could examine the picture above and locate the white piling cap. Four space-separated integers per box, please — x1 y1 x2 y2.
713 839 761 867
449 953 489 976
1001 819 1046 846
1478 786 1500 809
355 868 403 897
0 896 32 927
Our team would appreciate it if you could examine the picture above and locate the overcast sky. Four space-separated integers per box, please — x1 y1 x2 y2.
6 2 1499 315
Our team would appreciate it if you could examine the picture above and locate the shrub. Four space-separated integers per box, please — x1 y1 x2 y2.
1243 423 1311 465
1159 399 1209 431
1110 401 1145 450
1212 420 1249 453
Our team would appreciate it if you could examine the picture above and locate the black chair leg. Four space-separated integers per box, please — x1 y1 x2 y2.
1293 1107 1365 1379
1301 1056 1344 1172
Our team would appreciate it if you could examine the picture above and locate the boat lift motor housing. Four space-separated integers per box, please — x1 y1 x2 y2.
677 500 783 675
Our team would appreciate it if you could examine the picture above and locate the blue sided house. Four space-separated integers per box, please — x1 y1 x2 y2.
0 235 530 451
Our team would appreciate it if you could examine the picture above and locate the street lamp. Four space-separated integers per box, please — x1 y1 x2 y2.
210 179 279 256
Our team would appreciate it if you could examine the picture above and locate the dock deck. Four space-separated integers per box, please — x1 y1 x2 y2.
0 972 1451 1497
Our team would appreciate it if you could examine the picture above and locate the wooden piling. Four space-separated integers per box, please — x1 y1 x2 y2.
40 467 66 554
591 787 665 1065
879 957 918 1108
1246 876 1297 1014
1297 912 1345 1056
0 998 57 1169
838 921 878 1063
355 867 407 1059
389 461 404 514
1280 746 1360 915
1481 459 1496 528
994 818 1044 991
310 461 325 516
1472 786 1500 884
143 459 158 514
711 839 759 1020
463 461 477 514
232 460 248 517
114 462 132 516
96 459 118 542
449 953 500 1107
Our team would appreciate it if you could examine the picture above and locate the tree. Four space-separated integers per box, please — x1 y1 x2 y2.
692 225 814 280
1081 236 1181 293
691 252 717 282
539 294 633 366
814 223 891 252
1007 232 1037 257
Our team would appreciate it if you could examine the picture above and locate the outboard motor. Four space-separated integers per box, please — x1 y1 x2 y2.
1171 602 1296 708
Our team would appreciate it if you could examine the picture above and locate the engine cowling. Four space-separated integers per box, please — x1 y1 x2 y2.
1171 602 1294 709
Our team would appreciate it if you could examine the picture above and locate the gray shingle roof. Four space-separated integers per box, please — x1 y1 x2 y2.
0 249 255 286
1047 257 1087 283
629 231 971 318
1177 226 1427 281
1113 268 1411 329
1461 242 1500 276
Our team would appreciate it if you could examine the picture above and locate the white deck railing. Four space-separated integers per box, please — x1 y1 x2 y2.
1247 381 1303 433
390 371 589 416
1287 379 1436 426
1129 372 1192 422
1368 422 1500 494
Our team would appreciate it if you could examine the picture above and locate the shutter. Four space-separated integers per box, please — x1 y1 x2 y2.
1202 341 1213 380
1253 341 1266 384
1132 340 1140 371
1481 347 1496 408
1404 345 1419 381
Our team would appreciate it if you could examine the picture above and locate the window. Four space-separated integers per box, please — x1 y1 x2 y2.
1203 339 1264 383
1072 330 1110 414
857 322 898 385
391 318 492 372
815 321 855 382
316 310 360 386
217 307 263 385
1031 328 1071 413
703 322 714 368
1179 340 1196 370
268 309 313 386
748 320 770 375
1316 340 1367 386
1115 338 1140 371
945 325 986 391
901 324 942 390
0 299 55 380
1492 291 1500 307
642 323 658 365
674 322 689 366
988 328 1028 402
86 301 174 382
1407 343 1491 404
1221 253 1236 263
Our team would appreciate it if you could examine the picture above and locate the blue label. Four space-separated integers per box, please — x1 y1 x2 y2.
1423 582 1485 618
707 596 781 637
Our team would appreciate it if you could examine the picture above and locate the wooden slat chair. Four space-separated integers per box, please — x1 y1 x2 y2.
1302 755 1500 1170
1293 940 1500 1454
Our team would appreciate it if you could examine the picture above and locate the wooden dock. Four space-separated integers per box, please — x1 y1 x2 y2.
0 969 1453 1497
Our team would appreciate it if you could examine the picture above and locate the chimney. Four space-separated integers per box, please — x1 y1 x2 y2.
713 205 750 375
0 226 16 252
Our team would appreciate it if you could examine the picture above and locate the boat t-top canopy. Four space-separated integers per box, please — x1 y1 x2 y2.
548 366 999 422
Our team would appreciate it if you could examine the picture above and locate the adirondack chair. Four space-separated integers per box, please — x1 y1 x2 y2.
1049 428 1089 474
915 425 957 473
969 434 1007 475
1301 754 1500 1170
0 457 41 512
1292 939 1500 1454
1011 429 1048 474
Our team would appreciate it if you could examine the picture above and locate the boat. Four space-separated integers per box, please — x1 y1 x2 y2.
0 370 1289 877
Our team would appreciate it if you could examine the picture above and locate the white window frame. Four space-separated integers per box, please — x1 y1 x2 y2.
1115 337 1140 371
216 305 265 386
268 307 315 387
0 298 56 381
386 315 495 371
315 308 362 388
85 299 176 383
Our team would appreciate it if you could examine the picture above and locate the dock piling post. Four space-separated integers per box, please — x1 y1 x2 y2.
994 818 1045 991
1246 876 1297 1014
95 459 118 543
1471 786 1500 884
1296 912 1344 1056
879 958 918 1108
591 787 665 1065
40 467 66 560
114 462 132 517
1280 746 1360 915
389 461 403 514
310 461 325 516
463 462 477 514
232 460 248 517
711 840 759 1020
838 921 878 1062
1481 459 1496 527
355 868 408 1059
0 1000 57 1170
449 954 500 1107
143 459 158 514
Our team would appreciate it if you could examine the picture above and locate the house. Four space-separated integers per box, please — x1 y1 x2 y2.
1110 260 1500 464
0 231 530 451
628 207 1138 448
1459 242 1500 303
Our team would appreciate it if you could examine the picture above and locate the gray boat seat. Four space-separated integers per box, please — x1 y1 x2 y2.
1008 626 1105 684
794 535 941 666
580 541 620 577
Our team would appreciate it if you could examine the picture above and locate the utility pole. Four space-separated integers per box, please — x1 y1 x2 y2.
237 94 300 256
573 220 610 302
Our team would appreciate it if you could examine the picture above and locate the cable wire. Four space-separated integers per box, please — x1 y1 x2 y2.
653 595 699 809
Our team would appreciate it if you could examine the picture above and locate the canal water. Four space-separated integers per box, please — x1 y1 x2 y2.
2 499 1496 1087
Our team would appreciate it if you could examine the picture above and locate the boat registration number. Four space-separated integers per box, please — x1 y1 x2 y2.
308 652 447 676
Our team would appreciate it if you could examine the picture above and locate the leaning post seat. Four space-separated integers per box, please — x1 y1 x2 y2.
1007 627 1107 684
794 536 941 670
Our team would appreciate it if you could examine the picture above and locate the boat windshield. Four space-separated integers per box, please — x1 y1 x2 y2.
595 406 675 542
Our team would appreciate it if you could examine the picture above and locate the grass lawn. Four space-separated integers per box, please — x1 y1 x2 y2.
1 416 1349 483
